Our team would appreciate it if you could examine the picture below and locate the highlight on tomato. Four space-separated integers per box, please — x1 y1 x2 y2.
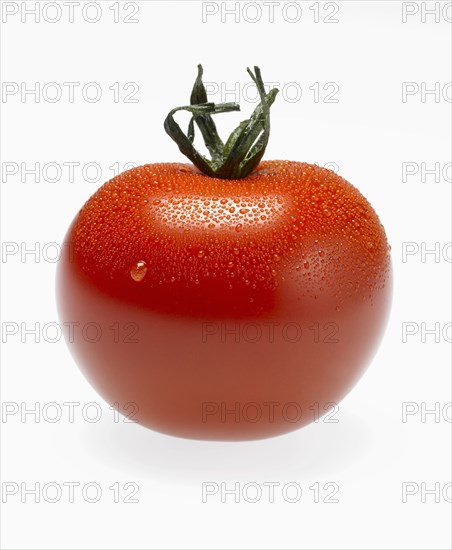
57 65 392 440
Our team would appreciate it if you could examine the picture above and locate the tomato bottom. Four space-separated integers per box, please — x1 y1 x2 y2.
57 254 392 441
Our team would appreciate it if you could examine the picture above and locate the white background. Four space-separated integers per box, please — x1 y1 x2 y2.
1 1 451 549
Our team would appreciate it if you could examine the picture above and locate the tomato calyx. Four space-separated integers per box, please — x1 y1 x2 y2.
164 65 279 180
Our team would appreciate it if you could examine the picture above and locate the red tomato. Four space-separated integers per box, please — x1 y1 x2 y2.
57 67 392 440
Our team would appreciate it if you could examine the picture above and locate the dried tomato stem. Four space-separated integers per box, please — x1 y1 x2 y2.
164 65 278 179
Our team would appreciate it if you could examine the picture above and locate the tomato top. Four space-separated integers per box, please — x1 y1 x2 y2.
65 160 391 318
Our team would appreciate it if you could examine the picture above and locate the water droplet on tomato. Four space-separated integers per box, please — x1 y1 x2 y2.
130 260 147 282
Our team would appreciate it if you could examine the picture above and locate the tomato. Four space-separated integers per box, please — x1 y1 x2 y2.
57 67 392 440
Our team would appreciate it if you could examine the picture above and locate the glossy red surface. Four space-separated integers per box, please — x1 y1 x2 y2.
57 161 392 440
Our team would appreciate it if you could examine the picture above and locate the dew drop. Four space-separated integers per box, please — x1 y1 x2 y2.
130 260 147 282
197 250 205 258
303 261 310 269
235 224 243 232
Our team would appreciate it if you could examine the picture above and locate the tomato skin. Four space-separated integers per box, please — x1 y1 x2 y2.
57 161 392 440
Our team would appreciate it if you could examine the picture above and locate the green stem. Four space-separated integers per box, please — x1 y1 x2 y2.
164 65 279 179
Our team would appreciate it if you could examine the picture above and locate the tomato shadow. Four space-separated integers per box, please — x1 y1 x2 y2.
80 410 370 485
